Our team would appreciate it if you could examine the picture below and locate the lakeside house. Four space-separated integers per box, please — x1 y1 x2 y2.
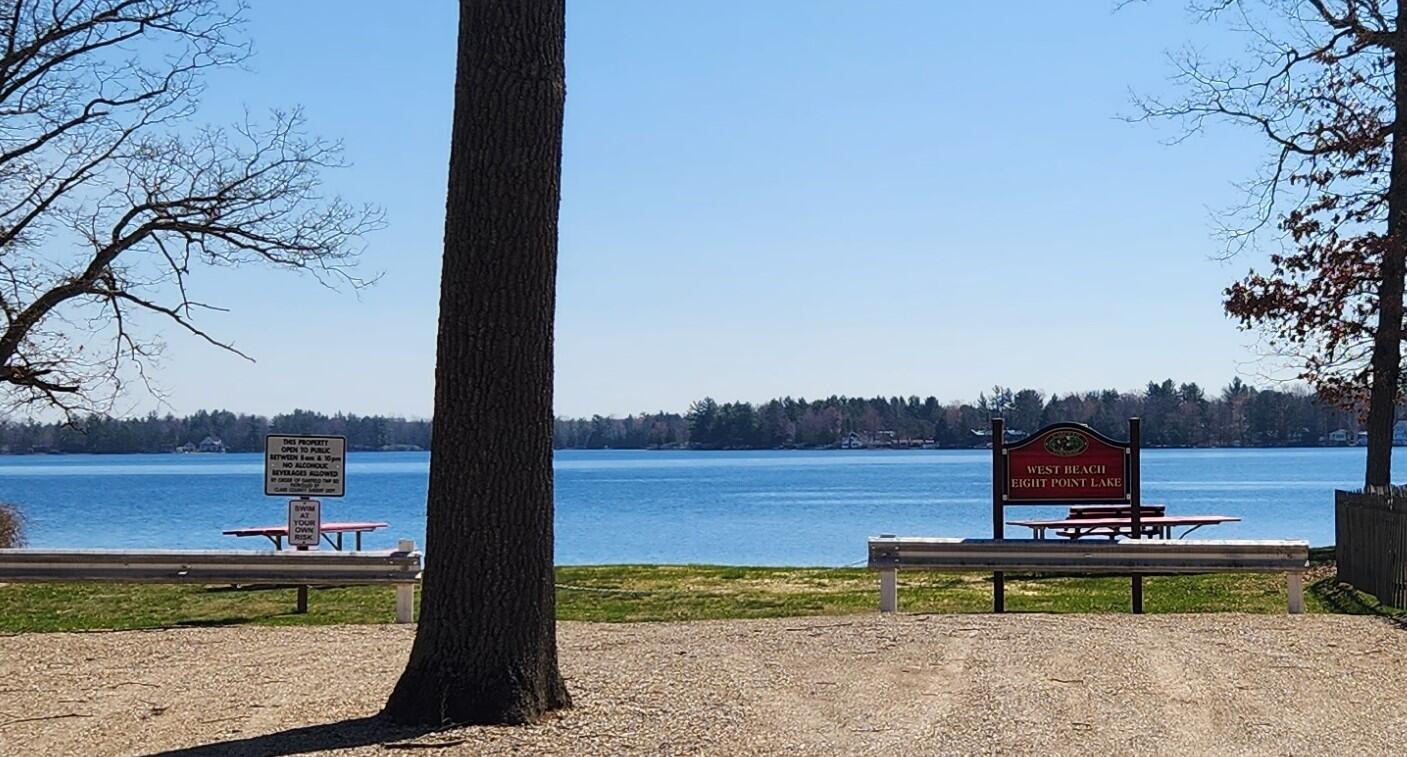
969 427 1029 448
839 430 904 449
175 436 227 454
1331 422 1407 447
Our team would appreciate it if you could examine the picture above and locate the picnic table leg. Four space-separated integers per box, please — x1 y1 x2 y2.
356 531 363 550
1287 572 1305 614
879 569 898 613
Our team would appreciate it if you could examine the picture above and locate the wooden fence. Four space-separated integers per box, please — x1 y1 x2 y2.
1335 490 1407 608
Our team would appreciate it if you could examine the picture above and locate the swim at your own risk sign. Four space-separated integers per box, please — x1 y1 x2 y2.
288 497 321 547
265 435 346 497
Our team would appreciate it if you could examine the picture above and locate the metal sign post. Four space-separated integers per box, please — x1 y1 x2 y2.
1129 418 1143 613
991 417 1005 613
287 497 321 614
265 434 346 615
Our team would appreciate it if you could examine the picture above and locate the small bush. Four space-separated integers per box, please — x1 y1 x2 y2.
0 503 22 548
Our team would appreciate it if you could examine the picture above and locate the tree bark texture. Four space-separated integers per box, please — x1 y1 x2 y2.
382 0 570 725
1366 0 1407 489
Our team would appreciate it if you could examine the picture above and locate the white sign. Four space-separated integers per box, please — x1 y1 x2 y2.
288 498 321 547
265 435 346 497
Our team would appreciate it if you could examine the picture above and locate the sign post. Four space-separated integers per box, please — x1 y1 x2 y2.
993 419 1143 613
1129 418 1142 613
991 417 1005 613
265 435 346 614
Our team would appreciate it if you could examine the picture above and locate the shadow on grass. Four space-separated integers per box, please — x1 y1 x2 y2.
200 584 295 594
201 584 347 593
146 716 441 756
1311 575 1407 628
993 572 1183 581
173 617 264 628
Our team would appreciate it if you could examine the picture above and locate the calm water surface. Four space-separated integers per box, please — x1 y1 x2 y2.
0 448 1375 564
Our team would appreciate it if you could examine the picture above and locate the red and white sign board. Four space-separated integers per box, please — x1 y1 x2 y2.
1003 425 1129 503
288 498 321 547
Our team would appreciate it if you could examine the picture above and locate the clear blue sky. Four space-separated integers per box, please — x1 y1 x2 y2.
147 1 1270 419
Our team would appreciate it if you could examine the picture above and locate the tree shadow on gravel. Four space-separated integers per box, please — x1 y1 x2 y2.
144 716 449 756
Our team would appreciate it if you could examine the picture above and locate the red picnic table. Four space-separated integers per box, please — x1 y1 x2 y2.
1007 514 1240 540
222 521 388 550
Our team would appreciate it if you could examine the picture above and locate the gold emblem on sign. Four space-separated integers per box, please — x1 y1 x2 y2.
1043 430 1088 457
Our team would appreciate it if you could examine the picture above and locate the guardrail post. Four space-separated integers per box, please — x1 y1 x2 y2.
396 584 415 623
396 539 417 623
1287 572 1305 614
879 568 897 613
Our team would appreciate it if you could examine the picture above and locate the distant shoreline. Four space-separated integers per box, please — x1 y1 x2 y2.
0 444 1379 456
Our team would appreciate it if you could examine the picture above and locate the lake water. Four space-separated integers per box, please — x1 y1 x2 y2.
0 448 1377 565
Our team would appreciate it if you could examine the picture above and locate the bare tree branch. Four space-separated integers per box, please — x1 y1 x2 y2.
1130 0 1400 416
0 1 383 418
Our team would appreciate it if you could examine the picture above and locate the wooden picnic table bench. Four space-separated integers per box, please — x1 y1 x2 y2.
222 521 388 550
1007 514 1241 540
1067 504 1166 519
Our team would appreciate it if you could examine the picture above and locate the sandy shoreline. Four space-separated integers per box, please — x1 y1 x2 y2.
2 614 1405 755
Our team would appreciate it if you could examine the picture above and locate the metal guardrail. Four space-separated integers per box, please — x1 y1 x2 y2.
868 537 1308 572
867 536 1309 614
0 541 422 623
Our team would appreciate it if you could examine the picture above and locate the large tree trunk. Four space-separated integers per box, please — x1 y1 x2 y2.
382 0 570 725
1366 2 1407 490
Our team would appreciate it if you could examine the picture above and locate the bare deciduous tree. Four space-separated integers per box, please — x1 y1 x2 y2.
1133 0 1404 487
0 0 382 416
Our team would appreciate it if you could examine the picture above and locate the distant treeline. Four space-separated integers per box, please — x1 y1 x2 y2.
0 409 432 454
0 378 1379 454
554 379 1369 450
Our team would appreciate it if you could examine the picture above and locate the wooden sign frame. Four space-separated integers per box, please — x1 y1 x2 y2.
991 417 1143 612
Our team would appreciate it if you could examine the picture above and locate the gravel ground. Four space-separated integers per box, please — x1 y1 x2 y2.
1 614 1405 756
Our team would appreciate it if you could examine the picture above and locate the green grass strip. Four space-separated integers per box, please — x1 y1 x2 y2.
0 560 1400 633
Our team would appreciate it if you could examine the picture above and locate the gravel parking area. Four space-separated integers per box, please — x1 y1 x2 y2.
2 614 1405 755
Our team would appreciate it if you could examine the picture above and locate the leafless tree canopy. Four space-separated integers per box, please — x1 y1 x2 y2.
0 0 383 416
